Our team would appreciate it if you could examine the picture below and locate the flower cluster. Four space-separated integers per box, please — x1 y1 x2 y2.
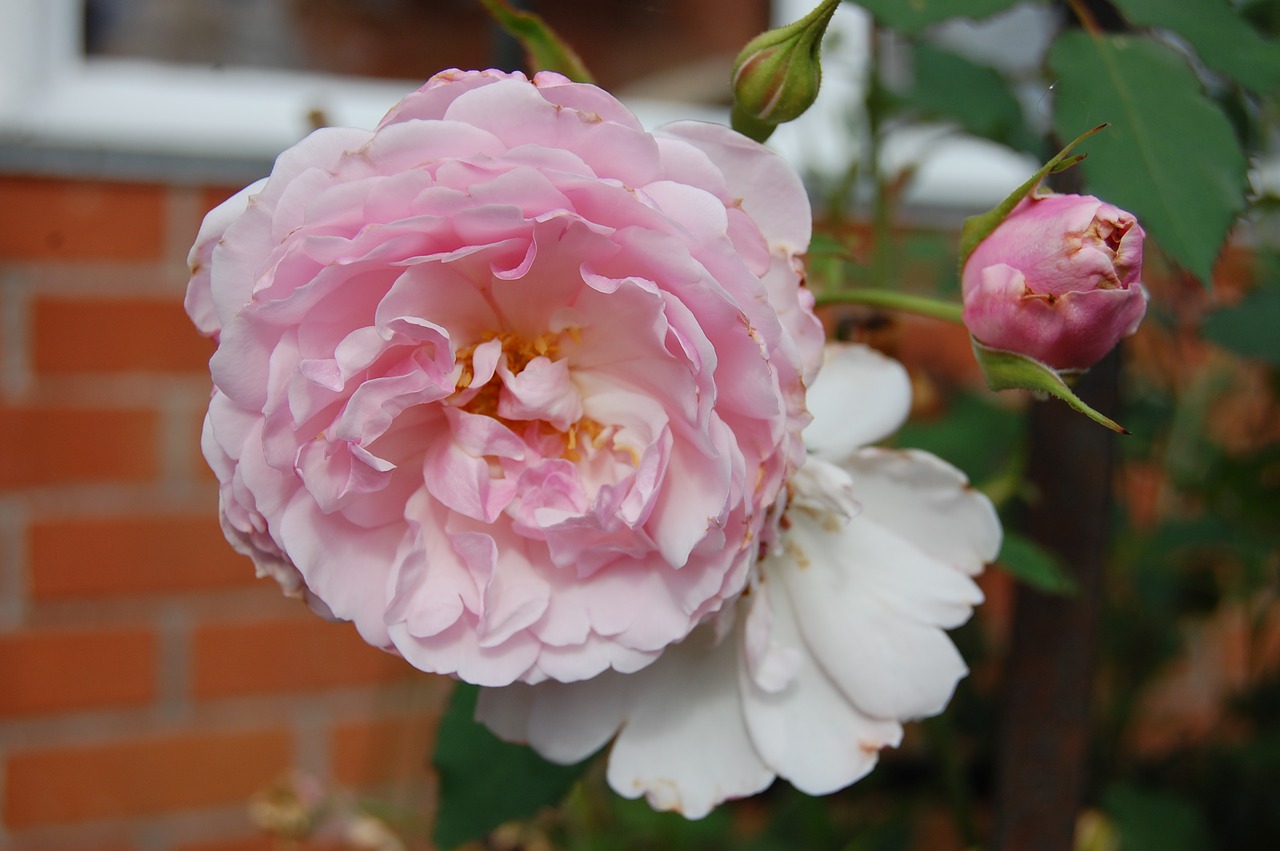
188 69 999 816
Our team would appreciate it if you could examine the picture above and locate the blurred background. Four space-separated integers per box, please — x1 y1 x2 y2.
1 1 1277 850
81 0 760 98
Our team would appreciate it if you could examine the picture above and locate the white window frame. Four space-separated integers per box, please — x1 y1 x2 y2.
0 0 1038 209
0 0 425 165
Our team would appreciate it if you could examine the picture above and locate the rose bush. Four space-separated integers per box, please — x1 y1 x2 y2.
187 68 824 687
961 192 1147 371
478 344 1002 817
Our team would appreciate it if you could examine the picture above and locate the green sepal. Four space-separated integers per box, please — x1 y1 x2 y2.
478 0 594 83
971 336 1128 434
957 125 1106 271
730 102 778 144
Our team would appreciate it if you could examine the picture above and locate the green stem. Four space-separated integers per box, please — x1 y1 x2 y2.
865 31 894 292
814 289 965 324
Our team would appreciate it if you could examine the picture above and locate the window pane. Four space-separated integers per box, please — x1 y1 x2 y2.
83 0 769 98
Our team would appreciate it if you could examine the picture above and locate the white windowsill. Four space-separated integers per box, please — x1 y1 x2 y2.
0 0 1039 212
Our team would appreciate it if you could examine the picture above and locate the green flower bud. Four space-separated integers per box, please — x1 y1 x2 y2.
730 0 840 142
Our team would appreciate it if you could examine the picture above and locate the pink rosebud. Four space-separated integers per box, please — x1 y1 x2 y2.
961 193 1148 371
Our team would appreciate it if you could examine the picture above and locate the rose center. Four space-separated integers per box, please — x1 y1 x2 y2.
449 328 634 467
1093 218 1129 255
452 329 567 420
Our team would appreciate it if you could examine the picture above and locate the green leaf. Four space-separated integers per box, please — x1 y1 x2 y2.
997 531 1079 595
902 42 1039 154
1049 32 1248 285
477 0 594 83
970 336 1129 433
1110 0 1280 93
1201 285 1280 365
844 0 1028 34
1103 784 1213 851
432 682 594 849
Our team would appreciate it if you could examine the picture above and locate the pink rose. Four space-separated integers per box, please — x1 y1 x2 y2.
187 69 823 687
961 192 1148 370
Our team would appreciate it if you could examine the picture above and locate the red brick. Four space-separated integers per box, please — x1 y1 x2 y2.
0 628 155 717
193 618 413 699
176 838 276 851
0 176 165 261
29 515 255 600
0 406 158 488
4 729 292 827
331 714 439 789
34 297 214 375
177 835 348 851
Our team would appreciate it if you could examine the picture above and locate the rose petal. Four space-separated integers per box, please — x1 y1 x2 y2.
843 448 1001 575
477 674 626 764
805 343 913 459
604 625 774 818
773 458 981 719
739 576 904 795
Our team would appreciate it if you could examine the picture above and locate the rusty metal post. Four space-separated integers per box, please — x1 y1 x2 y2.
992 351 1120 851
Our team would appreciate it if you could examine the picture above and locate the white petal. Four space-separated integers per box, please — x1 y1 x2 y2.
844 448 1002 574
805 344 912 459
480 623 775 818
742 578 803 693
740 575 903 795
477 675 626 764
788 456 859 521
605 626 774 818
474 681 534 742
775 505 976 720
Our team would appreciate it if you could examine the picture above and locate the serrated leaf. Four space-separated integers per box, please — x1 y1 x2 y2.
1049 32 1248 285
997 530 1079 595
1110 0 1280 93
903 42 1040 153
432 683 593 849
1201 285 1280 365
844 0 1028 34
477 0 594 82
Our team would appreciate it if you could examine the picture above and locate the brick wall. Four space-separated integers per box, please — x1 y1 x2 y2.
0 174 449 851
